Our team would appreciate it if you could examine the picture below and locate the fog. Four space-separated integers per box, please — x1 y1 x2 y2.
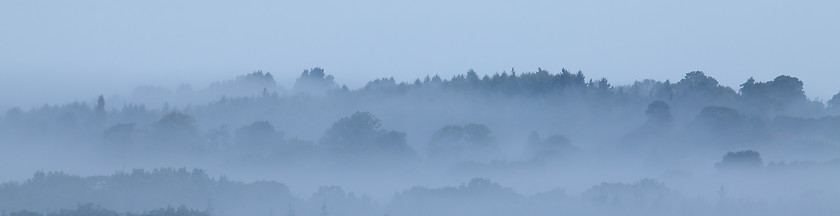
3 1 840 215
2 68 840 216
2 0 840 109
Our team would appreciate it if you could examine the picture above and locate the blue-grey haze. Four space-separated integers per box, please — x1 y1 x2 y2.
1 0 838 108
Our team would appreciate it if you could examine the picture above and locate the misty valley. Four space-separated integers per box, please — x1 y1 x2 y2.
2 69 840 216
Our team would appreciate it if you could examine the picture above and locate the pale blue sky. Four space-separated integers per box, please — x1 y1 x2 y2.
1 0 838 108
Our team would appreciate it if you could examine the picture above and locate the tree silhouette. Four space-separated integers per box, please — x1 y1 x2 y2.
740 75 808 114
828 91 840 111
9 211 41 216
150 112 200 149
235 121 282 148
645 100 672 126
320 112 414 159
679 71 719 91
94 95 106 126
102 123 137 146
51 204 119 216
687 106 769 146
525 131 573 161
716 150 763 170
428 124 497 162
294 67 338 95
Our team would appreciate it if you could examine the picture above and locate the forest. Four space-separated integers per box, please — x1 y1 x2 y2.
2 68 840 216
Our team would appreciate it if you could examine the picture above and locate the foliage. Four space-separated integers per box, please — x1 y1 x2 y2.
0 168 293 215
645 100 672 125
716 150 763 169
294 67 338 95
320 112 415 159
428 124 497 162
525 131 574 161
7 204 207 216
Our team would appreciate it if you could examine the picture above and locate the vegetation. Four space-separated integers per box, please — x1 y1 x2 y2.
2 68 840 215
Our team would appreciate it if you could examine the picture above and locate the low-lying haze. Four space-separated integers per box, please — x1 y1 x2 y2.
2 0 839 108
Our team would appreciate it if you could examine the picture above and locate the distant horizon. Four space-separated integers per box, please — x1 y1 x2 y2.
3 0 838 109
1 67 835 110
4 1 840 215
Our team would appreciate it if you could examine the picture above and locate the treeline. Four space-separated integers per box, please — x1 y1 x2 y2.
2 69 840 166
0 168 295 215
3 167 840 216
3 68 840 216
5 204 207 216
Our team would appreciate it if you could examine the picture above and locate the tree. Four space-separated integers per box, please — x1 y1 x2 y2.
428 124 497 162
691 106 747 133
595 78 612 95
688 106 768 146
294 67 338 95
206 70 280 98
715 150 763 170
92 95 107 127
204 125 230 150
389 178 523 216
827 91 840 111
150 112 200 148
678 71 719 92
768 75 806 102
625 101 674 148
95 95 106 116
321 112 380 149
462 124 493 145
645 100 672 125
234 121 282 147
9 211 41 216
525 131 573 160
320 112 414 158
740 75 808 114
51 204 119 216
154 112 198 136
653 80 674 100
695 106 742 127
129 206 209 216
102 123 136 145
674 71 736 105
582 179 677 210
364 77 399 91
428 125 465 160
466 69 480 83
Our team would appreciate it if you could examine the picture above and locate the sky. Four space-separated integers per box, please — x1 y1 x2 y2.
1 0 839 109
